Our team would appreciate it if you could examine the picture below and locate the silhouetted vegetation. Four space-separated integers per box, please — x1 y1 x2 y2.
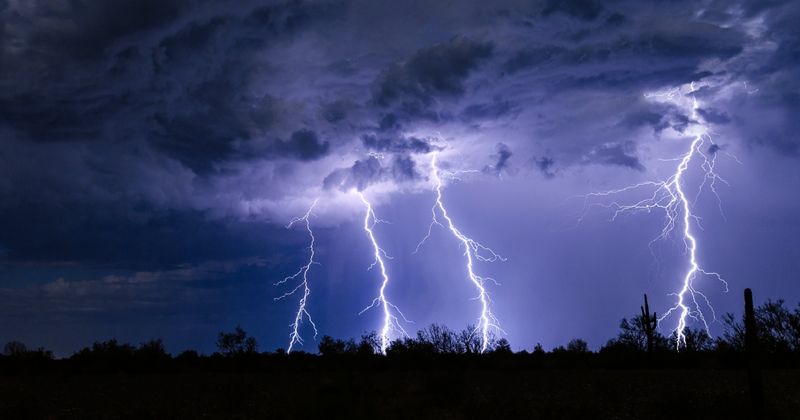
216 325 259 356
2 294 800 419
3 341 53 361
2 298 800 369
721 299 800 353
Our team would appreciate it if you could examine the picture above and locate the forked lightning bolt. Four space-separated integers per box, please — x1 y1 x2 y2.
582 83 729 349
274 199 319 353
416 151 506 353
358 192 409 354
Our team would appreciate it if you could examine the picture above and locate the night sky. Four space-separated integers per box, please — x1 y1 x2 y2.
1 0 799 356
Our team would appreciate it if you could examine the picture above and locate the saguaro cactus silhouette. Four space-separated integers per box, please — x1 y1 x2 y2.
640 294 657 353
744 288 764 418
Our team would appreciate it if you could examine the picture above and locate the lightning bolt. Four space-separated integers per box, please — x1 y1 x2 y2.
581 83 729 349
358 191 409 354
416 151 506 353
274 199 319 353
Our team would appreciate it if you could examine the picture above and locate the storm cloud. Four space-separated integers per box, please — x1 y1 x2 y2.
1 0 800 355
323 155 420 192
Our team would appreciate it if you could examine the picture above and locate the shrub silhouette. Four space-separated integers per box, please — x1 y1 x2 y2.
73 339 136 360
356 333 378 355
318 335 348 355
601 316 669 353
2 294 798 377
417 324 462 354
567 338 589 353
317 334 378 356
2 341 53 360
677 328 715 352
176 349 200 361
722 299 800 353
136 339 170 359
492 338 512 354
3 341 27 357
216 325 258 356
382 324 505 355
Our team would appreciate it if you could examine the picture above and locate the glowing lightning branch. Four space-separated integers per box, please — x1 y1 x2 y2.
358 192 410 355
581 83 730 349
416 151 506 353
274 199 319 353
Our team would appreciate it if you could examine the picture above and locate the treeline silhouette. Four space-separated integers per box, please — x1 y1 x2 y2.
3 296 800 373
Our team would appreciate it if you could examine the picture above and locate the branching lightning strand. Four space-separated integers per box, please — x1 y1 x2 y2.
358 192 410 355
274 199 320 353
581 84 729 349
415 151 506 353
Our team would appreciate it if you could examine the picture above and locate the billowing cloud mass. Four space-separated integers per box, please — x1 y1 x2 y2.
1 0 799 354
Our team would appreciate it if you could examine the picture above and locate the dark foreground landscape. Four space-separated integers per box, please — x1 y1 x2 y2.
3 294 800 419
2 357 800 419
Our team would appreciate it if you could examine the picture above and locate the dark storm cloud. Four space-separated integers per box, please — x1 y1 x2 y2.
0 195 289 269
530 156 557 179
0 0 352 276
0 0 346 173
604 12 627 27
619 109 666 130
617 103 696 134
541 0 603 21
271 129 331 161
360 134 436 154
320 100 354 123
697 108 732 125
374 37 493 120
0 92 117 142
713 0 800 156
502 20 744 89
2 0 800 354
21 0 185 59
323 155 420 192
144 2 347 172
0 0 793 260
581 142 645 171
483 143 513 176
503 46 567 75
625 31 744 61
460 100 516 121
735 93 800 156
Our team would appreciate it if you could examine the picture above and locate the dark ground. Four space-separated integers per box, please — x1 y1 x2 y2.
2 367 799 419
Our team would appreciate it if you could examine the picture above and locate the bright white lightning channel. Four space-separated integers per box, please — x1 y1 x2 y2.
358 191 409 355
582 83 730 349
416 151 506 353
274 199 319 353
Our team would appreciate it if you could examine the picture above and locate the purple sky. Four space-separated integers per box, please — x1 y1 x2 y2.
1 0 799 355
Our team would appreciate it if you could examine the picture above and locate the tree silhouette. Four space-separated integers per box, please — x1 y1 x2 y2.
74 339 135 360
216 326 258 356
492 338 512 354
417 324 461 353
356 332 378 355
3 341 27 357
457 324 482 354
567 338 589 353
135 339 170 362
677 328 714 352
318 335 347 355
